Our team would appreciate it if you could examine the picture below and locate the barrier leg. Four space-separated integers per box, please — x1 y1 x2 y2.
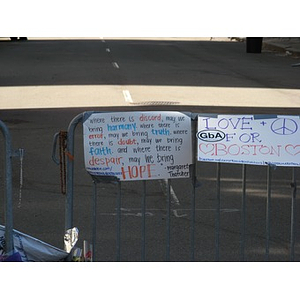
290 168 297 261
215 163 221 261
265 165 272 261
190 164 196 262
116 181 121 261
141 180 146 261
166 179 171 261
240 164 247 261
92 180 97 262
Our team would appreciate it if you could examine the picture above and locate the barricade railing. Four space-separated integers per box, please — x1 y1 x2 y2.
52 111 299 261
0 120 24 256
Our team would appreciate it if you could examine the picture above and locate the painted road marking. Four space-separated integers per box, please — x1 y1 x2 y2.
122 90 133 103
106 48 111 52
159 179 180 205
99 208 240 218
112 62 119 69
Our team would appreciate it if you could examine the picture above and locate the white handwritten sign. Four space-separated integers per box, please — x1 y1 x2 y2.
197 114 300 167
83 111 192 180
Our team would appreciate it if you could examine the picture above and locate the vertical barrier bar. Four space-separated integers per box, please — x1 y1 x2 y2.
215 162 221 261
0 120 14 255
166 179 171 261
265 164 272 261
116 181 122 261
141 180 146 261
92 179 97 262
240 164 247 261
190 116 197 262
290 167 297 261
190 164 196 262
65 113 84 232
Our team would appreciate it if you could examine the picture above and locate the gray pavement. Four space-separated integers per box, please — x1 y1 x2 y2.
1 38 300 261
0 37 300 111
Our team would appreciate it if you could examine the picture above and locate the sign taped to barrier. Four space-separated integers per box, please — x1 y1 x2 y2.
83 111 192 181
197 114 300 167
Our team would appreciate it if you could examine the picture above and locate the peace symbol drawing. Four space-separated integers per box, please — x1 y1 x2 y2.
270 118 298 135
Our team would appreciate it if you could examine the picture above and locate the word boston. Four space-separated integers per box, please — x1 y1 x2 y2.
83 111 192 181
197 114 300 167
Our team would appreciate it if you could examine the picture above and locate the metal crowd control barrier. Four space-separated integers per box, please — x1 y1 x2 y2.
0 120 24 256
52 111 298 261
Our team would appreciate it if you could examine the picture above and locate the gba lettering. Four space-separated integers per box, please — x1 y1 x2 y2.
197 130 225 142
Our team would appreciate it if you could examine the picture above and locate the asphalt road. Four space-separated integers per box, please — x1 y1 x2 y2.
0 38 300 261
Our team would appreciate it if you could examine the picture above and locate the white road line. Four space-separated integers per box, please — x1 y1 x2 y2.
117 208 239 212
98 208 240 218
173 209 187 218
106 48 111 52
159 179 180 205
122 90 133 103
112 62 119 69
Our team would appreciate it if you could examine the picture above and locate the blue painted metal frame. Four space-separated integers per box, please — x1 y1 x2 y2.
0 120 14 255
0 120 23 255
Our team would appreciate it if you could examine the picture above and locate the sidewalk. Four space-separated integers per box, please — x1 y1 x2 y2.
263 37 300 58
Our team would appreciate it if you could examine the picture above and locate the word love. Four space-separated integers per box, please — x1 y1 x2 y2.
202 116 254 131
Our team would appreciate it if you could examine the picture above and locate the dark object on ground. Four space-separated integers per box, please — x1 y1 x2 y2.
246 37 263 53
10 37 27 41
